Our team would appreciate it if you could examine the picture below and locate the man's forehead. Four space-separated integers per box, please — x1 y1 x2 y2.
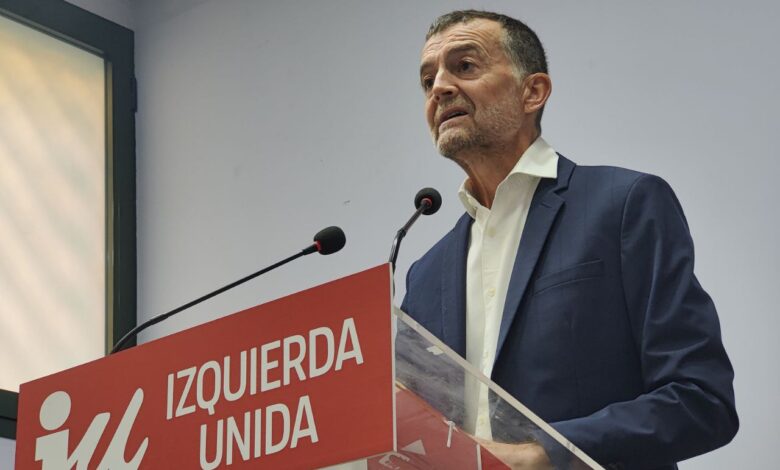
421 19 504 64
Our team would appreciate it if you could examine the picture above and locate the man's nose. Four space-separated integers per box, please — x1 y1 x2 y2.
431 71 458 101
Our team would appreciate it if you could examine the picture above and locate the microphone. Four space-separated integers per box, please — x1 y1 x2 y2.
302 226 347 255
389 188 442 271
414 187 443 215
111 226 346 354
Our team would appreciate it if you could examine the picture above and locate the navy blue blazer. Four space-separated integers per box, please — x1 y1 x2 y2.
401 155 737 469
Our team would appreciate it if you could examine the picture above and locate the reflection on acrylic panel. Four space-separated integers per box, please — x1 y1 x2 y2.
391 308 603 469
0 14 105 392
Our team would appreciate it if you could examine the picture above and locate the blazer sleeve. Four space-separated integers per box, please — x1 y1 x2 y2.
551 175 738 468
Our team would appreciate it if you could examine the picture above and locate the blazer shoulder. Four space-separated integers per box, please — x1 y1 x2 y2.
572 162 648 186
567 161 672 201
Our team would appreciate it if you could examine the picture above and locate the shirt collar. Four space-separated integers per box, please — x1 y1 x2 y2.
458 137 559 218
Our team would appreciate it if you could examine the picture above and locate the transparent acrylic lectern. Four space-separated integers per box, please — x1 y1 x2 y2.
370 307 603 470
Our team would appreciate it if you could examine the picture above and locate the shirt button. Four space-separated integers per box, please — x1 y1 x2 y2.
487 228 496 237
487 288 496 297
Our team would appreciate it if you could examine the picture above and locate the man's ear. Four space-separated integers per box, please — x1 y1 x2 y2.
523 73 552 115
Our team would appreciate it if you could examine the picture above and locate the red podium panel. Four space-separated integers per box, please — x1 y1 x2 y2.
16 264 395 470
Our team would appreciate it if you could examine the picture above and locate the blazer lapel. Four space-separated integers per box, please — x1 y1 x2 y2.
441 213 472 357
495 155 575 358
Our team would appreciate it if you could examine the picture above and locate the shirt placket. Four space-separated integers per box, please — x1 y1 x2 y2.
476 206 498 437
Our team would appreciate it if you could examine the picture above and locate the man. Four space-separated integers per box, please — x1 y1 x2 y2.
401 10 738 470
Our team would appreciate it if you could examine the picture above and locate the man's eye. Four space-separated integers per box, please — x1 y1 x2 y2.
422 77 434 90
458 61 474 72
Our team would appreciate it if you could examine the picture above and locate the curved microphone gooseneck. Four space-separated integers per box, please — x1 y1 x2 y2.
111 226 346 354
389 187 442 272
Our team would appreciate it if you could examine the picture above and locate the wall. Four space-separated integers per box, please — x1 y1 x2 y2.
7 0 778 468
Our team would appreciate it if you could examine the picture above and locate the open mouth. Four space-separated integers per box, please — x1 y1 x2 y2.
439 109 468 127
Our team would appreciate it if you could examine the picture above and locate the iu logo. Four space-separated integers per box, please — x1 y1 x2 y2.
34 388 149 469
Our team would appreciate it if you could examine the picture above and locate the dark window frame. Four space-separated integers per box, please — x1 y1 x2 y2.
0 0 136 440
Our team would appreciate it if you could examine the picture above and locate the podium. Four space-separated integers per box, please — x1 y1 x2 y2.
15 264 602 469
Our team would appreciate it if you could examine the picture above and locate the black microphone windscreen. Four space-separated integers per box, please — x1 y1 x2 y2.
314 226 346 255
414 187 442 215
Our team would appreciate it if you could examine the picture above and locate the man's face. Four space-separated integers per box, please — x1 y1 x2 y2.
420 19 527 158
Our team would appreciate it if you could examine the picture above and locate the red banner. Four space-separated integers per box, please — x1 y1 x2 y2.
16 264 395 469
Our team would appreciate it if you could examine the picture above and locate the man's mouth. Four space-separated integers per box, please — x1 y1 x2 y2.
439 109 468 126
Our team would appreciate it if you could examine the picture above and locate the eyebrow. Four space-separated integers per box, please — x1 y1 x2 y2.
419 43 484 78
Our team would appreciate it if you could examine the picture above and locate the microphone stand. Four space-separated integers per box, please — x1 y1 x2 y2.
111 249 313 354
389 199 432 272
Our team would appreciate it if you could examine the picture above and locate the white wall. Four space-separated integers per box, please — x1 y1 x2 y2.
7 0 777 468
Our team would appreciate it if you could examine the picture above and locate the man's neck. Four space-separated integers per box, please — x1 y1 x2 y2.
453 132 539 208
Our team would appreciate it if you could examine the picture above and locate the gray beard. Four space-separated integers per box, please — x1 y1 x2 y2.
435 104 521 159
436 129 491 159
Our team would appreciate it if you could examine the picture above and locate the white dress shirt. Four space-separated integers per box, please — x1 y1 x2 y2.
459 137 558 438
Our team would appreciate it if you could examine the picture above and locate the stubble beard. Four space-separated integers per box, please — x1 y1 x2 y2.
434 101 522 160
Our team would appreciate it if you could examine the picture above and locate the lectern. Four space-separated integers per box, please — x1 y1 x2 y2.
15 264 601 469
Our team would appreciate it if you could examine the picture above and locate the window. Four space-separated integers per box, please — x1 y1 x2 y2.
0 0 136 439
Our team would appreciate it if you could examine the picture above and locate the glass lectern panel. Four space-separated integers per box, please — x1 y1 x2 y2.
383 307 603 470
